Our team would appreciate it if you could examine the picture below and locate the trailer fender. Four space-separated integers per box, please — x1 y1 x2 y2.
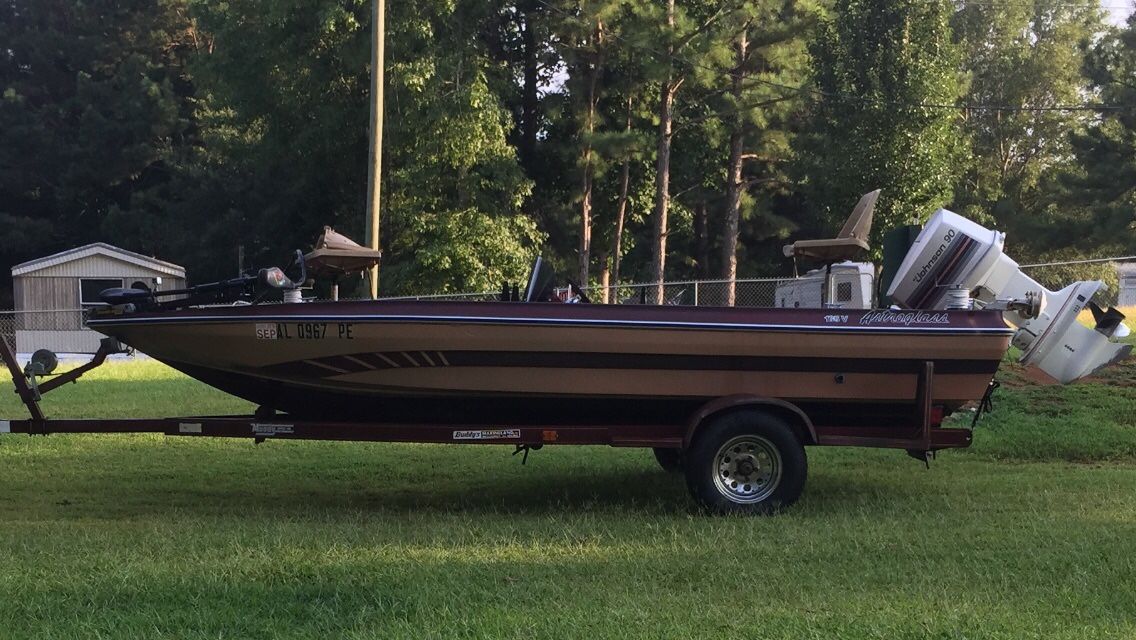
683 396 817 449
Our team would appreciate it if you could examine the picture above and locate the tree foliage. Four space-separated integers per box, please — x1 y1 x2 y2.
951 1 1105 233
1 0 1131 306
0 0 197 303
1053 13 1136 254
798 0 964 254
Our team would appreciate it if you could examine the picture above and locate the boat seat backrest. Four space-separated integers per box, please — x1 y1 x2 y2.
782 189 880 262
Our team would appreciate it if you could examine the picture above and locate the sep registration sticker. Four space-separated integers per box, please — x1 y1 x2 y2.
255 323 278 340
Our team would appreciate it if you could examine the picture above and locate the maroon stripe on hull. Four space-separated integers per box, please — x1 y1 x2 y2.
169 361 948 429
258 350 1000 379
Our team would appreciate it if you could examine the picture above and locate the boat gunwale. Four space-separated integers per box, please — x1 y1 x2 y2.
87 301 1015 336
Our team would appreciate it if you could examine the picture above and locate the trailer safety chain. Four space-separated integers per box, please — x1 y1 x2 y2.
971 379 1000 428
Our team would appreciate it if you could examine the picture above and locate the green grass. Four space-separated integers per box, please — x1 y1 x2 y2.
2 357 1136 639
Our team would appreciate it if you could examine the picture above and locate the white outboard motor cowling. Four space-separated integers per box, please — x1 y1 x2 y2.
888 209 1131 384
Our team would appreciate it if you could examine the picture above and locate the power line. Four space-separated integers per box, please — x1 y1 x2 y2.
1021 256 1136 268
529 0 1126 113
932 1 1133 10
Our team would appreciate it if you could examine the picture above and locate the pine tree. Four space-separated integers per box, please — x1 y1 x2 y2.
715 1 814 304
1055 13 1136 253
951 1 1106 230
0 0 197 302
798 0 964 252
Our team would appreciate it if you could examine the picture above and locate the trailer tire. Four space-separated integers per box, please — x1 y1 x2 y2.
685 410 806 515
651 447 684 473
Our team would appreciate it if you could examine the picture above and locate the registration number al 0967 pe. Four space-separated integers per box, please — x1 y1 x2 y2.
255 322 354 340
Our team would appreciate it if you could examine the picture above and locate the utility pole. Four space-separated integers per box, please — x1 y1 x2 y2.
364 0 386 299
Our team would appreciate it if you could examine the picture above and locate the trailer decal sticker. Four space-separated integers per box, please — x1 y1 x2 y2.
178 422 202 434
453 429 521 440
0 420 9 434
252 423 295 436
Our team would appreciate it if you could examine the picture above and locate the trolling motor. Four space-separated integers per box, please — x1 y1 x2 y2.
888 209 1132 383
96 250 308 312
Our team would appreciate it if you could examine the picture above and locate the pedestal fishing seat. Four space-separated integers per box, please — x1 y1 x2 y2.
783 189 879 263
782 189 880 307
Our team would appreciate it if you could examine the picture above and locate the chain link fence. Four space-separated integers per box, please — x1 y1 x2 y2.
378 291 503 303
378 275 868 308
374 278 815 307
0 308 90 354
583 276 825 307
0 310 13 352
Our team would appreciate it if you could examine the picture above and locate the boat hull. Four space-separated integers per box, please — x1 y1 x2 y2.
87 301 1013 425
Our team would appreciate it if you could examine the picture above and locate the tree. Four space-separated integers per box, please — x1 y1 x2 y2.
951 1 1106 230
124 0 545 293
798 0 964 252
556 1 620 286
714 1 814 304
1052 13 1136 254
620 0 741 302
648 0 680 304
0 0 198 303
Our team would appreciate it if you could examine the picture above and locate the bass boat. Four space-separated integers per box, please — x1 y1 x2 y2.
85 201 1130 429
87 301 1012 427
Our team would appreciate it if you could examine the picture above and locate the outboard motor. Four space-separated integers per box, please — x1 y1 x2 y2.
888 209 1132 383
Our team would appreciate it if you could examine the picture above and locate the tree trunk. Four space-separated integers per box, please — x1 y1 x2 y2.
650 0 677 305
579 141 593 288
597 251 610 303
720 31 747 307
578 21 603 287
520 3 539 168
610 97 632 305
694 200 710 278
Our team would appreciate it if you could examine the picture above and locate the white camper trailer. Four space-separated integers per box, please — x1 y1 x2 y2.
774 261 874 309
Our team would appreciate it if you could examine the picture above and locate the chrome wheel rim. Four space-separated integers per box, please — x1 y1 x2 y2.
712 435 782 504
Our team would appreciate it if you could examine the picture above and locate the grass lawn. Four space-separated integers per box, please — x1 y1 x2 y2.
2 355 1136 639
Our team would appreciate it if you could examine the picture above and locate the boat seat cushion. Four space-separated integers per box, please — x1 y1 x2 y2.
782 237 869 262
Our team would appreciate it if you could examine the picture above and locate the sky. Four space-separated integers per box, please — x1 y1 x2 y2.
1106 1 1134 26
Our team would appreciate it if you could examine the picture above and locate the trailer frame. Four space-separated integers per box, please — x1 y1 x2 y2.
2 337 970 451
2 335 979 513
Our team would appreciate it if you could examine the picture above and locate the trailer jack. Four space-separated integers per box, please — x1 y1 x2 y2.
905 448 936 469
512 443 542 464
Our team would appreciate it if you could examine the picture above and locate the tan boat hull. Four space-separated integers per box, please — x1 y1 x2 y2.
88 301 1013 424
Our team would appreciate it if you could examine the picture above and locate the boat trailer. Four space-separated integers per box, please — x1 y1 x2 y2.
2 337 981 514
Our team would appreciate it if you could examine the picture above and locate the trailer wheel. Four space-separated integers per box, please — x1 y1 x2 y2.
685 411 807 515
651 447 684 473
